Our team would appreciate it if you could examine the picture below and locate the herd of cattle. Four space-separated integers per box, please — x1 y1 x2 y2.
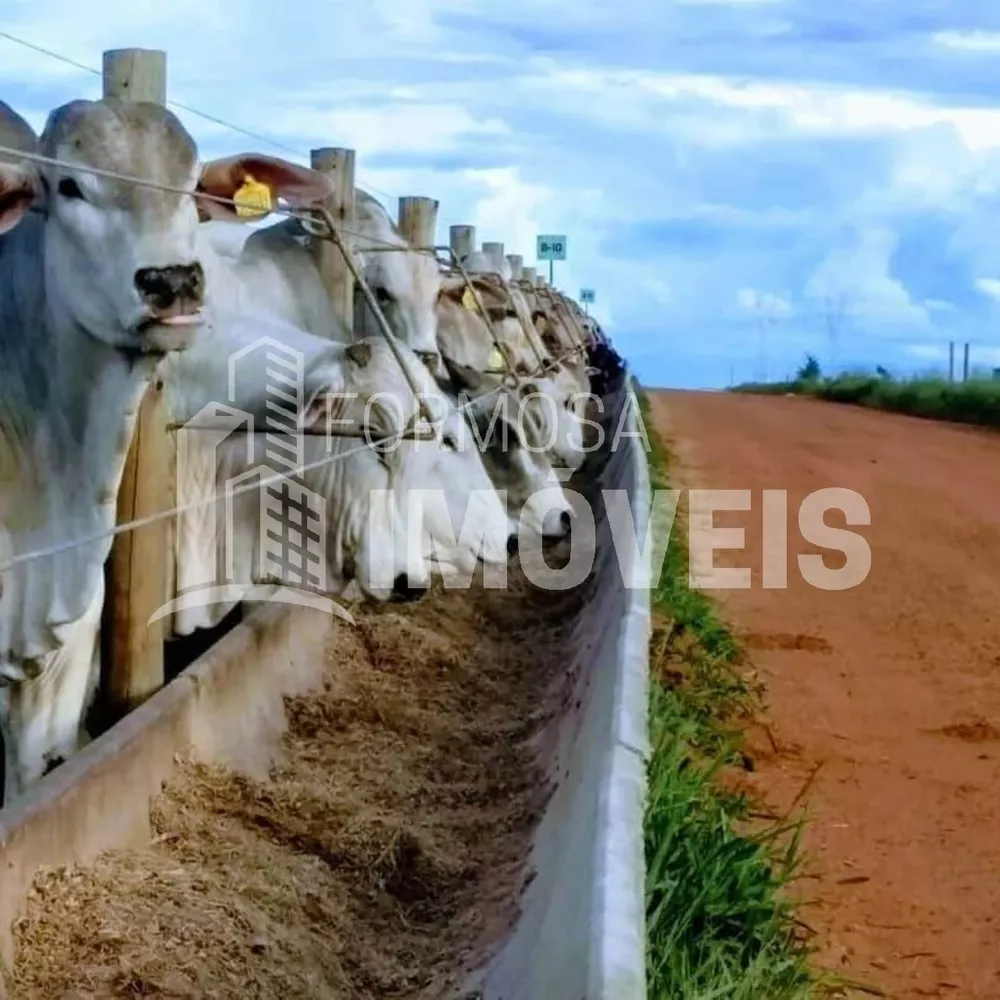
0 96 625 805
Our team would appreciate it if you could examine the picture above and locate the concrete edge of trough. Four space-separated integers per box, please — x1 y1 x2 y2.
590 374 651 998
0 591 332 968
473 375 651 999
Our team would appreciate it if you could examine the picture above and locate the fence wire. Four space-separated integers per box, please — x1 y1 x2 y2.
0 88 595 578
0 373 525 575
0 30 399 207
0 140 416 253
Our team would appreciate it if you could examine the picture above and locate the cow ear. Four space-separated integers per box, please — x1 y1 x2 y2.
0 164 39 235
439 273 468 298
195 154 335 223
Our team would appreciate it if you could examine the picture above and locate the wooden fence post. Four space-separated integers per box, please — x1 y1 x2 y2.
397 196 439 249
310 147 356 333
100 48 170 722
506 254 524 280
450 225 475 263
481 241 505 271
102 49 167 103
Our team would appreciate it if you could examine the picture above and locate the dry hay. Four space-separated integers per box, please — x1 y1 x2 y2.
8 554 592 1000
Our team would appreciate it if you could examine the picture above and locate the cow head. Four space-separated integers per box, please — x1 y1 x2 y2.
516 375 587 471
445 359 574 540
352 192 446 380
436 272 535 376
299 338 513 598
0 99 332 358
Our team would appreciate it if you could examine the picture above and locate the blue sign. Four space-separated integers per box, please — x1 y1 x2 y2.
536 234 567 261
580 288 595 304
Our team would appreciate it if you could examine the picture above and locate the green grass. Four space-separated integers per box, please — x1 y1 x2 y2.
638 387 844 999
732 371 1000 428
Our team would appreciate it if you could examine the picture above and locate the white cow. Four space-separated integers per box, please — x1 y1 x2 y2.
436 272 542 376
439 265 592 402
436 280 588 470
162 314 515 637
199 187 446 377
351 189 444 376
461 249 513 282
443 360 576 537
0 98 335 799
517 284 592 395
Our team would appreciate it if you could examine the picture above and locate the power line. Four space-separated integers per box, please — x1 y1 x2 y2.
0 134 588 569
0 360 524 575
0 140 408 252
0 30 399 205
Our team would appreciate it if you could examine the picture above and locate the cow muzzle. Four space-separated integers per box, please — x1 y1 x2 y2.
132 262 206 352
391 572 429 603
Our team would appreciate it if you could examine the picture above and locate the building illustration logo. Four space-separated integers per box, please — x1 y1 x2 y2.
149 336 355 629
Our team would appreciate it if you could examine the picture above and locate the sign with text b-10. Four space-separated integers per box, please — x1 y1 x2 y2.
580 288 595 304
536 234 567 261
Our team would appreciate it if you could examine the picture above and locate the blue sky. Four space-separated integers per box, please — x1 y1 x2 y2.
4 1 1000 388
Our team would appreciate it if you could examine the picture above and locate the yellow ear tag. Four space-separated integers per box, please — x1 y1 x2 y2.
488 347 504 370
232 174 273 219
461 287 477 311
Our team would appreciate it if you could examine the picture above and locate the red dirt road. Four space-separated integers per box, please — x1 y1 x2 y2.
650 390 1000 1000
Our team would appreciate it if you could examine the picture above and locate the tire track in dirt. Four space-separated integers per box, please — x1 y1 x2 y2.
650 390 1000 1000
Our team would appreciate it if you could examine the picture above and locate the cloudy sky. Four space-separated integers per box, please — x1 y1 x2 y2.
3 1 1000 388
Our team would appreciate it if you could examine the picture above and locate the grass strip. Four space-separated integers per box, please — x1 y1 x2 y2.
733 355 1000 429
637 387 847 999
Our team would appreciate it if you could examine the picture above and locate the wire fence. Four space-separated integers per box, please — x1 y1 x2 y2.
0 34 595 583
0 30 400 207
0 159 567 574
0 139 415 254
0 159 591 576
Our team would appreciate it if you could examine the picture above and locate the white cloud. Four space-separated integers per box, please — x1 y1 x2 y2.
805 229 929 328
933 31 1000 54
462 166 551 259
4 1 1000 388
737 288 792 317
532 65 1000 152
264 104 509 157
975 278 1000 302
925 299 957 314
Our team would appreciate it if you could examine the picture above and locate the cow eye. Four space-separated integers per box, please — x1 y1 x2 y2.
374 286 392 303
57 177 85 200
442 432 458 452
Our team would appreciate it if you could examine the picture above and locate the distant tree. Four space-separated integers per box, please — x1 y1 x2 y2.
796 354 821 381
876 365 890 378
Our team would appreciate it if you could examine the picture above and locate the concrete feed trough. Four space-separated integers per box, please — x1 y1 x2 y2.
471 374 650 999
0 376 651 999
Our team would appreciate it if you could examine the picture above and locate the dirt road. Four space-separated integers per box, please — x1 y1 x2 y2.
650 390 1000 1000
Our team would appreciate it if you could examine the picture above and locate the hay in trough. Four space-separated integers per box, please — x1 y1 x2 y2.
10 555 589 999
